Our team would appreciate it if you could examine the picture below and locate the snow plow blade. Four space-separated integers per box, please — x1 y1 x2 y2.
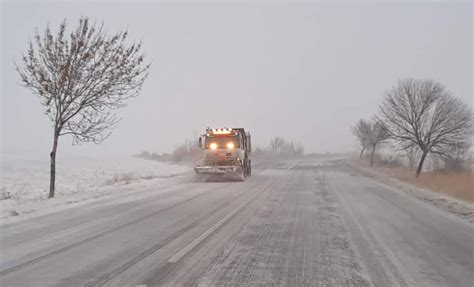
194 166 241 174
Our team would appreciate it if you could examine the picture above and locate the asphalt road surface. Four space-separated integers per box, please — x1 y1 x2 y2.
1 159 473 286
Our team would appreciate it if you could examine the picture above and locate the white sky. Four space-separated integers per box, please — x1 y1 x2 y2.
1 0 472 156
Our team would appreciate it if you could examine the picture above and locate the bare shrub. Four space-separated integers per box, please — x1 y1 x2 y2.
0 190 12 200
104 173 135 186
171 144 189 163
379 154 403 168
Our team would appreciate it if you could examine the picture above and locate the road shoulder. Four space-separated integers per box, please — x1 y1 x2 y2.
340 159 474 224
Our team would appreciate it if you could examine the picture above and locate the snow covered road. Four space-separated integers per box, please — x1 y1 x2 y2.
1 159 473 286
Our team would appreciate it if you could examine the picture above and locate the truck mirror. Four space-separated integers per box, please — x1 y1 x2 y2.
198 137 202 148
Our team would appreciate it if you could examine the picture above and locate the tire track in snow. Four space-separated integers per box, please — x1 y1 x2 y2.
327 169 416 286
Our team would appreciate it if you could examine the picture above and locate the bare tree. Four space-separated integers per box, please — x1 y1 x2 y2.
270 137 285 156
16 18 150 198
368 121 390 167
294 142 305 156
438 142 472 170
352 119 389 166
378 78 472 177
352 119 371 158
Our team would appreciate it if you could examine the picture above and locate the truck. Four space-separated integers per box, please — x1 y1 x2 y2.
195 128 251 181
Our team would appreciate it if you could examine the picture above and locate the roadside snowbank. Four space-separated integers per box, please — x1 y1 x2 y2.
0 153 192 220
344 158 474 224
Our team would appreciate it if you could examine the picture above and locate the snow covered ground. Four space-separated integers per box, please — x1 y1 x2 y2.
0 152 192 220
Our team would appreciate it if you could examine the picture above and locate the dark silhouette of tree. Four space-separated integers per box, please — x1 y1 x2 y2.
352 119 389 166
378 78 472 177
270 137 284 156
352 119 371 158
368 121 389 167
16 18 150 198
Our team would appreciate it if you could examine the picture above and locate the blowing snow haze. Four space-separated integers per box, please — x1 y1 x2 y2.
1 2 474 286
1 1 472 156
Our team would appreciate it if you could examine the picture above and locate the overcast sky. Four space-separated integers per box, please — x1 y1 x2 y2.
1 0 472 157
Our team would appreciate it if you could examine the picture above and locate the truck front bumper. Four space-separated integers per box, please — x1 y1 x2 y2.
194 165 241 174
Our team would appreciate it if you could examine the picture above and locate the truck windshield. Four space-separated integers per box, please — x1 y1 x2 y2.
205 136 241 149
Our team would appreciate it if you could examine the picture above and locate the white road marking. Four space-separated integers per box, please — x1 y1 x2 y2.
168 183 269 263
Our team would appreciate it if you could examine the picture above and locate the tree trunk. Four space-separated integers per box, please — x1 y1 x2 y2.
359 147 365 159
416 150 428 178
49 131 59 198
370 144 376 167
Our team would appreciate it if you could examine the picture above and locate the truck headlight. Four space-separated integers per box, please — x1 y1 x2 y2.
210 143 217 150
227 142 234 149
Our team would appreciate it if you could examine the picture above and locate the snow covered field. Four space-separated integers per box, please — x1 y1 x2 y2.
0 152 192 220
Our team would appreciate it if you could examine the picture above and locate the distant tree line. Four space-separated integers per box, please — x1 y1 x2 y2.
352 78 472 177
137 136 304 163
253 137 305 159
136 137 201 163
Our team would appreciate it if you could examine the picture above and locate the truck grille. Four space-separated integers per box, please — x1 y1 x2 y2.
204 158 237 166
